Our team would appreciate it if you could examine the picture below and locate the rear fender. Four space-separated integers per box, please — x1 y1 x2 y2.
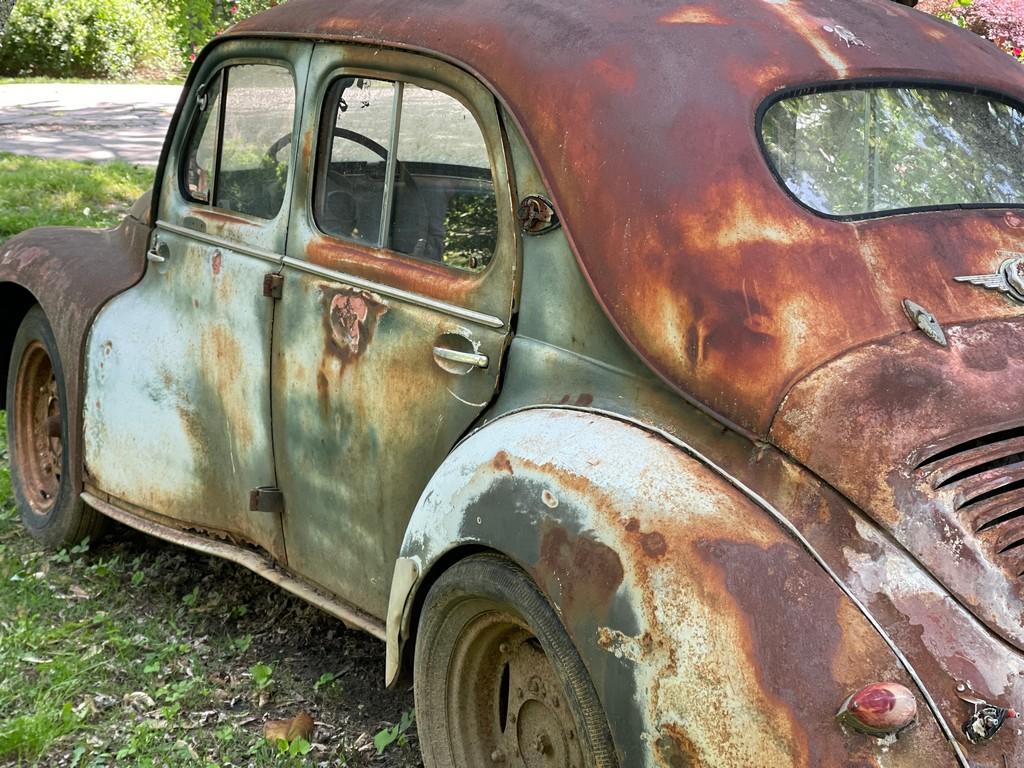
388 407 957 766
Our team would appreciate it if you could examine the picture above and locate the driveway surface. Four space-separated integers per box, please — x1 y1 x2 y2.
0 82 183 165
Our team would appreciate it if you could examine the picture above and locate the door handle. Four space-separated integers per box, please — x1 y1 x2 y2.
146 249 166 264
147 236 169 265
432 345 489 371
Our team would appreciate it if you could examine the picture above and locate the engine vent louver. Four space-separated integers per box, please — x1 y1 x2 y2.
915 425 1024 577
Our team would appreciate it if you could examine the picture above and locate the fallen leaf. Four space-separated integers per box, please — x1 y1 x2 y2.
123 691 156 712
263 711 315 743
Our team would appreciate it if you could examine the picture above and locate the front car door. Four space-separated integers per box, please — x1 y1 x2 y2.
83 41 312 562
273 45 518 617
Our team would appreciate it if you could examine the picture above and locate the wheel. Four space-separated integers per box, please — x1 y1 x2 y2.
6 306 102 547
414 553 618 768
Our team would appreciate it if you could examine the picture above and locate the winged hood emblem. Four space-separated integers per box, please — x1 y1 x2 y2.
954 252 1024 303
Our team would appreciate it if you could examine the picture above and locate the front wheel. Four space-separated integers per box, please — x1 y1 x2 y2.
414 553 618 768
6 305 102 547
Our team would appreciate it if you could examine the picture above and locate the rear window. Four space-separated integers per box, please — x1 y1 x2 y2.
761 87 1024 218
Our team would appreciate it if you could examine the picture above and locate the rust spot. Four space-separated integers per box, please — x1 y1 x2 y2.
322 285 387 367
655 723 701 768
1006 212 1024 229
211 251 222 276
640 531 668 559
575 393 594 407
624 516 640 533
541 489 559 508
538 525 624 618
316 368 330 415
492 450 513 474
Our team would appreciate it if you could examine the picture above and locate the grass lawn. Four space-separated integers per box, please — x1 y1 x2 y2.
0 154 154 246
0 157 419 767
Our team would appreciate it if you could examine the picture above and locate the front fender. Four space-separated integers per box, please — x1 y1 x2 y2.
389 407 957 766
0 217 149 494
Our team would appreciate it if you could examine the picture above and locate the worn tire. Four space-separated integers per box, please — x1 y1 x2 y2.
414 553 618 768
6 305 102 547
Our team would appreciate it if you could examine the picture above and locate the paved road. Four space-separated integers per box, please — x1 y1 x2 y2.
0 82 183 165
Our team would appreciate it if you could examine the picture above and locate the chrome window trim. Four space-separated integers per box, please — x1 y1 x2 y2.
281 256 505 330
156 220 283 265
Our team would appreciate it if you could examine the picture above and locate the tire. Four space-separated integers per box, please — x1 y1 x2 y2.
6 305 103 547
414 553 619 768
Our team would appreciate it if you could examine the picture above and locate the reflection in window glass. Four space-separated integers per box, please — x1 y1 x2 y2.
390 84 497 270
214 64 295 219
182 72 223 204
315 78 395 247
762 88 1024 216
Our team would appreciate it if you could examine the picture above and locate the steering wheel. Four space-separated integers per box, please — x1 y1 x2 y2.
266 129 429 251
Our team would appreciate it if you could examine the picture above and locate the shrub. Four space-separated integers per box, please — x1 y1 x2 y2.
925 0 1024 58
169 0 280 69
0 0 178 79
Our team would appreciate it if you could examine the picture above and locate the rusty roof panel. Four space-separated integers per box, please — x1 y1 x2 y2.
226 0 1024 436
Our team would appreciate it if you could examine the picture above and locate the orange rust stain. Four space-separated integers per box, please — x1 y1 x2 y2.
1006 211 1024 229
197 209 252 228
305 237 481 306
492 450 514 474
211 252 222 276
655 723 702 768
590 57 636 90
659 6 728 25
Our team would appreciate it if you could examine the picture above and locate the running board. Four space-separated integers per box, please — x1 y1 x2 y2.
82 490 386 641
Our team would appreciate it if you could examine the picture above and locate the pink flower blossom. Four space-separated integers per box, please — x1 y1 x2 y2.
229 4 239 13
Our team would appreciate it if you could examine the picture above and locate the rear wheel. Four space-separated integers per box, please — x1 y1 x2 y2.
414 553 618 768
7 306 102 547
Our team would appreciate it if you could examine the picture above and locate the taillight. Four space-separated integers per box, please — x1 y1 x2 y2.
836 682 918 737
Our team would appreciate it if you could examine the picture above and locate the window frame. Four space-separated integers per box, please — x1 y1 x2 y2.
177 56 299 222
310 65 503 274
755 78 1024 222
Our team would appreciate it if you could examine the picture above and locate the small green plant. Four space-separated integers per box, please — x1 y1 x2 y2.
313 672 337 693
372 709 415 755
249 663 273 691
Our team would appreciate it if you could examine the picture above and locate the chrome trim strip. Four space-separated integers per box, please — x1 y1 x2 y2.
156 219 284 265
281 256 505 329
379 81 404 248
500 405 972 766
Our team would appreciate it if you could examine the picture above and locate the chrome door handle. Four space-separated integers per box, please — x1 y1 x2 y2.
432 346 489 370
146 249 166 264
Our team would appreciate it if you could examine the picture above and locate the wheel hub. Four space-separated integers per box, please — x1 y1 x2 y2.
13 341 62 515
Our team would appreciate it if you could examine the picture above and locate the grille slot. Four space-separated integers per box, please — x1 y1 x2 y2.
914 425 1024 578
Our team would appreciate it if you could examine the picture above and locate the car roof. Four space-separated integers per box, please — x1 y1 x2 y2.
226 0 1024 437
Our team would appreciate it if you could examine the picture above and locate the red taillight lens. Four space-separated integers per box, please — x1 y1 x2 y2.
837 682 918 737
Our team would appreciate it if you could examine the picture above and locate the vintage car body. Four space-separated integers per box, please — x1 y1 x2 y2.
2 0 1023 765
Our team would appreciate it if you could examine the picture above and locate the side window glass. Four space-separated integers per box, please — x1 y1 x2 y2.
215 64 296 219
183 71 223 204
314 77 498 273
391 85 497 271
314 78 396 247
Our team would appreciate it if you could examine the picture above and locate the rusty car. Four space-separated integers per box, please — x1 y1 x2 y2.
3 0 1024 764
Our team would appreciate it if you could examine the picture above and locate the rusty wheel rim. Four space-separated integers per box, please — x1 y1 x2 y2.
447 610 586 768
13 341 63 516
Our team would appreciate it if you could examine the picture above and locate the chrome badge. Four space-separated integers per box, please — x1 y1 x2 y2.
954 251 1024 304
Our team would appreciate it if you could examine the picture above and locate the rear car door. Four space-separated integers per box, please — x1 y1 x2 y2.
83 41 312 562
271 44 519 617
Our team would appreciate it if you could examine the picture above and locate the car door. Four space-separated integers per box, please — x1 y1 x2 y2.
272 44 519 617
83 41 312 562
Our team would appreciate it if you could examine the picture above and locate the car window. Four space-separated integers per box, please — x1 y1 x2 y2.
315 77 395 248
182 71 223 205
314 77 498 272
391 84 497 270
761 86 1024 217
180 63 295 219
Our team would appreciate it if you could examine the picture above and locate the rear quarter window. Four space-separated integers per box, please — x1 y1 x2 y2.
760 86 1024 218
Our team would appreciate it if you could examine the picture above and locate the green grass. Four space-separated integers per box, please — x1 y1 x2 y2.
0 154 154 245
0 420 419 767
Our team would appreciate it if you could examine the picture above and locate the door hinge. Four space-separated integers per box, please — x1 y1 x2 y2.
263 273 284 300
249 486 284 514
